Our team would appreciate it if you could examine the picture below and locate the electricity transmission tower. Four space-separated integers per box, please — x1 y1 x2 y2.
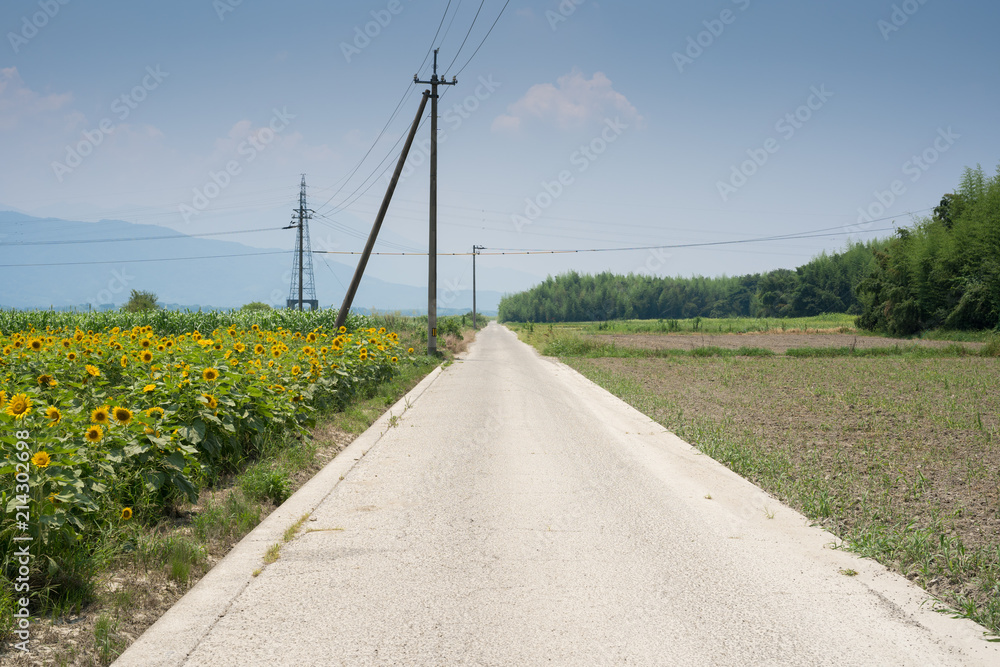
286 174 318 311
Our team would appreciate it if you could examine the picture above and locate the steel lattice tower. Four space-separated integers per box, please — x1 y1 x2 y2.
286 174 319 310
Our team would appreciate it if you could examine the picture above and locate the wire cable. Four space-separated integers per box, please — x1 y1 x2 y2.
453 0 511 77
0 227 285 247
0 250 289 269
312 225 899 256
444 0 487 73
419 0 454 74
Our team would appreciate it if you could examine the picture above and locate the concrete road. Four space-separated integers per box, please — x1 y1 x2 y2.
116 323 997 666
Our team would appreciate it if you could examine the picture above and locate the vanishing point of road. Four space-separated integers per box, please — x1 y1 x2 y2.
116 323 997 666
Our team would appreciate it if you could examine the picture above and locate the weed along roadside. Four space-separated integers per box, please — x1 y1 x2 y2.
0 310 483 665
510 318 1000 638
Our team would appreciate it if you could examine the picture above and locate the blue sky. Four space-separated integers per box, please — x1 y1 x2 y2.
2 0 998 306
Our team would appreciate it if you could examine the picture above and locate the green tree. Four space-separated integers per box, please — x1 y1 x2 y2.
241 301 273 311
121 290 160 312
857 164 1000 334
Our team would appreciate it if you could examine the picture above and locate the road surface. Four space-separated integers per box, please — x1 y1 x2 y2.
116 322 996 666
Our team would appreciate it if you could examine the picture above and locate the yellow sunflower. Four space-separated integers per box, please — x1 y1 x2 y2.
5 393 31 419
45 406 62 425
112 406 133 426
202 367 219 381
141 351 153 363
37 374 58 388
338 326 347 334
408 347 415 354
85 364 100 377
291 365 302 376
0 390 7 410
120 355 129 368
29 338 43 351
121 507 133 520
146 407 165 419
201 394 218 409
85 425 104 442
31 451 51 468
143 384 156 393
91 405 110 424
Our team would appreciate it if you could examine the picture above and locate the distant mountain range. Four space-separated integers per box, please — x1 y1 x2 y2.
0 211 503 314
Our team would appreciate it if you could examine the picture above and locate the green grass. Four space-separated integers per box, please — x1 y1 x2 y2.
580 313 857 335
94 612 126 665
191 491 263 543
785 344 993 358
508 314 997 343
239 462 293 505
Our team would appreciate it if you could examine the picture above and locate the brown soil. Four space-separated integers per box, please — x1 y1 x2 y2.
595 331 984 353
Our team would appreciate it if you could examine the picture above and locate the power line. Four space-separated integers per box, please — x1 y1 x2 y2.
437 0 464 53
453 0 511 77
0 227 285 247
313 85 417 215
312 225 899 257
444 0 487 74
319 113 433 218
420 0 454 72
314 0 460 217
0 250 289 269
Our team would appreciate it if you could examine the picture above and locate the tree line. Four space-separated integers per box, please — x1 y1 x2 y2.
499 164 999 334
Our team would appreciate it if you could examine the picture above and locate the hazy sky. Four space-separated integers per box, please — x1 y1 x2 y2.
2 0 998 302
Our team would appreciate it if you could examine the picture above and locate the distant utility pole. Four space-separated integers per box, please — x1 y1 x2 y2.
473 245 485 330
415 49 456 355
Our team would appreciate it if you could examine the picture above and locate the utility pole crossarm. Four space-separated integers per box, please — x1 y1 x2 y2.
415 48 457 355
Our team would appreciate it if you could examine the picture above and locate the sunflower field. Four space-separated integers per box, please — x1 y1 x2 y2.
0 318 412 565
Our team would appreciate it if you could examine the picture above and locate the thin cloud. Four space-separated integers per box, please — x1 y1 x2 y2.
492 69 642 132
0 67 73 130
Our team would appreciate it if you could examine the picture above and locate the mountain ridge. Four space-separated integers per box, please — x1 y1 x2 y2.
0 211 503 313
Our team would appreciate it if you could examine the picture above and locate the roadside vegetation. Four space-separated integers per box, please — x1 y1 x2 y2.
513 318 1000 638
0 309 480 665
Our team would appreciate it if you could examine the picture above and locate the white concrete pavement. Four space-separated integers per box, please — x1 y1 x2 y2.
115 322 998 666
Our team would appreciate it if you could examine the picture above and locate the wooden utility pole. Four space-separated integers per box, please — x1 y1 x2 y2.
334 91 431 332
472 244 485 330
415 50 456 355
